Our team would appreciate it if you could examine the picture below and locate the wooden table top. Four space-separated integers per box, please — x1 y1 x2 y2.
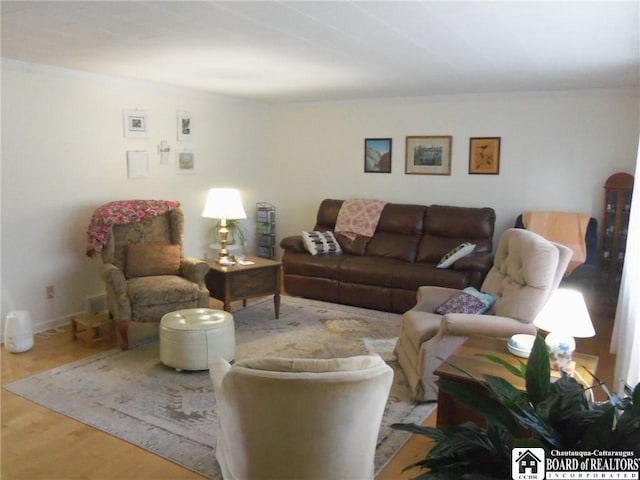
434 336 599 390
204 255 281 273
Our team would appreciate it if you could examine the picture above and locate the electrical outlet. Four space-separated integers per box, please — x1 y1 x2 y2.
46 285 54 299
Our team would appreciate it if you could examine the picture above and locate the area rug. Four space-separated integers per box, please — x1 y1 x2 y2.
4 296 435 479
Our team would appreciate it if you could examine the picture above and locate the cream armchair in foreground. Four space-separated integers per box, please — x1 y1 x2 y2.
209 355 393 480
395 228 572 402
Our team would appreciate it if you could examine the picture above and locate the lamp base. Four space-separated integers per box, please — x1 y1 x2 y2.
216 254 236 266
544 332 576 371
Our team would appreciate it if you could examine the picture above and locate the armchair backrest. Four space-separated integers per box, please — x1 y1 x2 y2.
481 228 572 323
101 208 184 272
210 354 393 480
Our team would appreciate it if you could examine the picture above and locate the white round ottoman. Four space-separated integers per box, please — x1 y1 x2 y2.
160 308 235 371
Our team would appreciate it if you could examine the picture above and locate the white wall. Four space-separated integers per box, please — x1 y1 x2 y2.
270 88 639 245
1 60 273 332
2 58 638 334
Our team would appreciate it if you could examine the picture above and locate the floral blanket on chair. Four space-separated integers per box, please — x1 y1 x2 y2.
86 200 180 257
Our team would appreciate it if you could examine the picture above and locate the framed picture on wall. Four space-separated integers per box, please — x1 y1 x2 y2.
469 137 501 174
405 136 452 175
123 109 149 138
176 149 195 174
177 111 192 141
364 138 392 173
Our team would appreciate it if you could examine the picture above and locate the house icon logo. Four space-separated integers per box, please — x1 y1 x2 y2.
512 448 545 480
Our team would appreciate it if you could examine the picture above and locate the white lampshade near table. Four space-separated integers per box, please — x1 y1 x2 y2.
533 288 595 370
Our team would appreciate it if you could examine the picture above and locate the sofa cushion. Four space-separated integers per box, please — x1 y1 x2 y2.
126 243 181 278
417 205 495 263
314 199 344 230
335 233 368 255
338 256 400 286
366 232 421 262
282 251 342 279
127 275 199 304
302 231 342 255
391 263 470 291
437 242 476 268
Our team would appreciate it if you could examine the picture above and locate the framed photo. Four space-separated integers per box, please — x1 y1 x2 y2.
123 109 149 138
177 111 192 141
126 151 148 179
405 136 452 175
364 138 392 173
176 149 195 174
469 137 501 174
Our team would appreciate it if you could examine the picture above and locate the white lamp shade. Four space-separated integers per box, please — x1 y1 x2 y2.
533 288 595 338
202 188 247 220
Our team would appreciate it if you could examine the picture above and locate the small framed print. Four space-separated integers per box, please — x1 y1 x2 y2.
177 111 192 141
123 109 149 138
176 149 195 174
364 138 392 173
405 136 452 175
469 137 501 174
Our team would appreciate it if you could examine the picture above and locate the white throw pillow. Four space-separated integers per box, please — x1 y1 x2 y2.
302 231 343 256
437 242 476 268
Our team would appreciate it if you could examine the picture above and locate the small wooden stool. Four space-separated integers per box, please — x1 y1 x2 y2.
71 313 114 346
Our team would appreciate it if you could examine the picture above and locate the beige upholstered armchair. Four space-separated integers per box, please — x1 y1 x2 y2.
89 201 209 349
395 228 572 401
209 355 393 480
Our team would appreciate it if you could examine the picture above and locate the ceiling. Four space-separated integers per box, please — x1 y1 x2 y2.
2 1 639 103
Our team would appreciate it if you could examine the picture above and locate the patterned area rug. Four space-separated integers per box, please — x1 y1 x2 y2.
4 296 435 479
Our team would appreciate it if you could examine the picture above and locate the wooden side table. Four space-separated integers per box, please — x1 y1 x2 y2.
204 256 282 318
433 336 598 427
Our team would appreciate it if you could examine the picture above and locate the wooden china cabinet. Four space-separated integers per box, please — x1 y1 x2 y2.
599 172 634 317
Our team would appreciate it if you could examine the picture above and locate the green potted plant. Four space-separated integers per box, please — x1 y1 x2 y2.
392 335 640 479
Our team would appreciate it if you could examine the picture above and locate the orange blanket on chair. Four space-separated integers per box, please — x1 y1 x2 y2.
523 211 590 275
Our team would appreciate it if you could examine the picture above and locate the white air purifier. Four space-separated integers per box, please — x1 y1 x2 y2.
4 310 34 353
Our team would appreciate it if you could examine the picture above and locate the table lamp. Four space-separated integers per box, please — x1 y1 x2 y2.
202 188 247 264
533 288 595 370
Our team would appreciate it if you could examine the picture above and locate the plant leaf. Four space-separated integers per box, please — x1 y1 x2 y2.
476 353 526 378
632 383 640 414
436 378 521 435
525 334 551 406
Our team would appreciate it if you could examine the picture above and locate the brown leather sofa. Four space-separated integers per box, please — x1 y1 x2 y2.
280 199 496 313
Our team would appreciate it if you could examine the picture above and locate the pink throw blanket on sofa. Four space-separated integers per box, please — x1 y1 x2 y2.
335 199 388 241
86 200 180 257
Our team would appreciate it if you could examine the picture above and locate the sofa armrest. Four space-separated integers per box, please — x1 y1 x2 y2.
452 252 493 273
440 313 537 337
280 235 305 253
182 257 209 284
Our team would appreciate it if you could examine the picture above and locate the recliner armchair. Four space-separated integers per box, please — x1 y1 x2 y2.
394 228 572 401
209 354 393 480
95 201 210 349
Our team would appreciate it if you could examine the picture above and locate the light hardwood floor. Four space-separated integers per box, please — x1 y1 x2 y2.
1 303 615 480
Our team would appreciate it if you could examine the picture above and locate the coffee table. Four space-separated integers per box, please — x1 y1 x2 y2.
204 256 282 318
433 336 599 427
